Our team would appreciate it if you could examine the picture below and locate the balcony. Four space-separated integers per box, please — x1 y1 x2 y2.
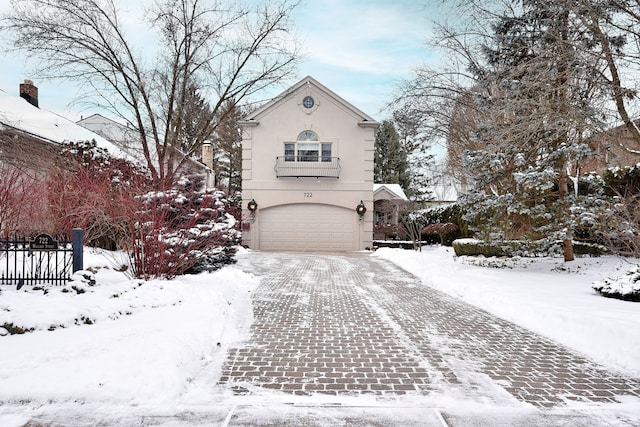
274 156 341 178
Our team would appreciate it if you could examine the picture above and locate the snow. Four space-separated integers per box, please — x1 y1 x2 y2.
373 246 640 377
0 248 258 407
0 89 128 158
1 245 639 424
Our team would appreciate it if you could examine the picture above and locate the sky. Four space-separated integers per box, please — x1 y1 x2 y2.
0 0 441 122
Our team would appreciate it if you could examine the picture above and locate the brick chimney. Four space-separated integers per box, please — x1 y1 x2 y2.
19 79 39 108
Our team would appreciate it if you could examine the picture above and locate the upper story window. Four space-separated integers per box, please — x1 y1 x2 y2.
302 96 315 109
298 130 318 141
284 131 332 162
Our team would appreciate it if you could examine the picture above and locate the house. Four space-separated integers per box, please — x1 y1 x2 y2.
373 183 408 225
1 81 127 173
583 121 640 173
76 113 140 155
240 76 379 251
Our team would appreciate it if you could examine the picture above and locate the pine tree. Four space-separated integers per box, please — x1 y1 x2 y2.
393 110 433 202
210 100 243 197
455 1 607 259
374 120 410 191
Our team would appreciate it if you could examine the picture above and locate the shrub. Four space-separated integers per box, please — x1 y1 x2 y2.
603 163 640 197
48 140 150 249
0 163 51 234
452 239 508 257
127 175 240 280
452 238 606 257
421 203 470 241
593 266 640 302
421 223 460 245
373 224 406 240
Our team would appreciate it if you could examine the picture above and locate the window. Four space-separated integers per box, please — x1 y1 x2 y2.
284 143 295 161
302 96 315 109
298 130 318 141
298 143 319 162
283 131 332 162
321 143 332 162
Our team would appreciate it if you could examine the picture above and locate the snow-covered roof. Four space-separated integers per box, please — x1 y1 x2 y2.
0 89 128 158
374 183 408 201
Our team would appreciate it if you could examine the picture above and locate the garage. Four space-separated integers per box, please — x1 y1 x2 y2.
258 203 356 251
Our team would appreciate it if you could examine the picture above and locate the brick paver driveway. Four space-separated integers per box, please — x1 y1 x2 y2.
221 252 640 410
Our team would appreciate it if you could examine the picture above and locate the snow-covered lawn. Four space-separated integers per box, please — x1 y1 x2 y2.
1 245 639 425
0 248 258 408
374 246 640 378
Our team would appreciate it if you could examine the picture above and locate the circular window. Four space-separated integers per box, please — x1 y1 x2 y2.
302 96 315 109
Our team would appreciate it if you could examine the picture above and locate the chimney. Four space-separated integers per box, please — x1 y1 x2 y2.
201 142 213 169
19 79 39 108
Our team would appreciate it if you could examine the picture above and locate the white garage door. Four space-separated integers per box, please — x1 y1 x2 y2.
259 204 356 251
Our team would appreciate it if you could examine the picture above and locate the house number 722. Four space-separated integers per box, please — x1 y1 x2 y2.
304 192 313 198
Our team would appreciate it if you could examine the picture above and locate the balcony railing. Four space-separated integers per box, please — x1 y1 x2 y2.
274 156 341 178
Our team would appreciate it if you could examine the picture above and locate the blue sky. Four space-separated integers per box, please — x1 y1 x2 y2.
0 0 439 121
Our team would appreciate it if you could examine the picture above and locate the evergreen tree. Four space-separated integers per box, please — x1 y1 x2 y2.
210 100 243 197
374 120 410 192
393 109 434 203
454 1 607 259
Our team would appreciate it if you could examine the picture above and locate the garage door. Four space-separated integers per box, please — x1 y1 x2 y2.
259 204 356 251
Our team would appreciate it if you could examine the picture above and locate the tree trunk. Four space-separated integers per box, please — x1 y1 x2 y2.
563 238 575 262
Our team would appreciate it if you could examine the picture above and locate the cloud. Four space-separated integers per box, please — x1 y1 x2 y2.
290 0 435 117
295 0 431 76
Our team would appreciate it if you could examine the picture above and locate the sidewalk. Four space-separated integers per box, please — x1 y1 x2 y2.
220 251 640 425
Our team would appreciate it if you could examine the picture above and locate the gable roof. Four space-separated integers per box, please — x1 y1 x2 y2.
0 90 128 159
241 76 378 126
374 183 408 201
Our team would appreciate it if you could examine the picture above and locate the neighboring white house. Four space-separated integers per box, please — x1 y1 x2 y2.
76 113 140 155
240 76 379 251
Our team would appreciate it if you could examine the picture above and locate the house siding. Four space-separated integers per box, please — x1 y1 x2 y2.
241 76 377 251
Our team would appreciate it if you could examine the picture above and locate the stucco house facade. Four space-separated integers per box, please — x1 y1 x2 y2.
240 76 378 251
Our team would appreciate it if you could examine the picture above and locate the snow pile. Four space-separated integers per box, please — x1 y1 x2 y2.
374 246 640 377
0 248 258 405
593 265 640 302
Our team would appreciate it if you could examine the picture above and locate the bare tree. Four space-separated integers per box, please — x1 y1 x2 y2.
1 0 301 189
575 0 640 155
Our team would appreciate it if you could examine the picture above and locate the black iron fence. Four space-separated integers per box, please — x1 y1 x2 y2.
0 229 83 287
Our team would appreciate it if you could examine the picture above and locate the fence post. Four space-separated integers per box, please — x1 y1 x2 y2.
72 228 84 273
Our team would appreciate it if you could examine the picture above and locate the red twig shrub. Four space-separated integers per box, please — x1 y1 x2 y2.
48 141 150 249
128 175 240 280
421 223 460 245
0 163 51 234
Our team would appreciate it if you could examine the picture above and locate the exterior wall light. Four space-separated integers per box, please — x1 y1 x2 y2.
247 199 258 223
356 200 366 218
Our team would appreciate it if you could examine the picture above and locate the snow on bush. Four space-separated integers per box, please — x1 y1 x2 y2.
128 175 241 280
48 140 150 249
593 265 640 302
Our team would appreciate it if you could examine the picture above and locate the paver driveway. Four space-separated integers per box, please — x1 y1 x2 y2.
221 252 640 409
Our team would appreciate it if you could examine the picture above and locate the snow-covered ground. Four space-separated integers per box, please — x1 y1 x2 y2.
374 246 640 378
0 248 259 424
1 246 639 425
